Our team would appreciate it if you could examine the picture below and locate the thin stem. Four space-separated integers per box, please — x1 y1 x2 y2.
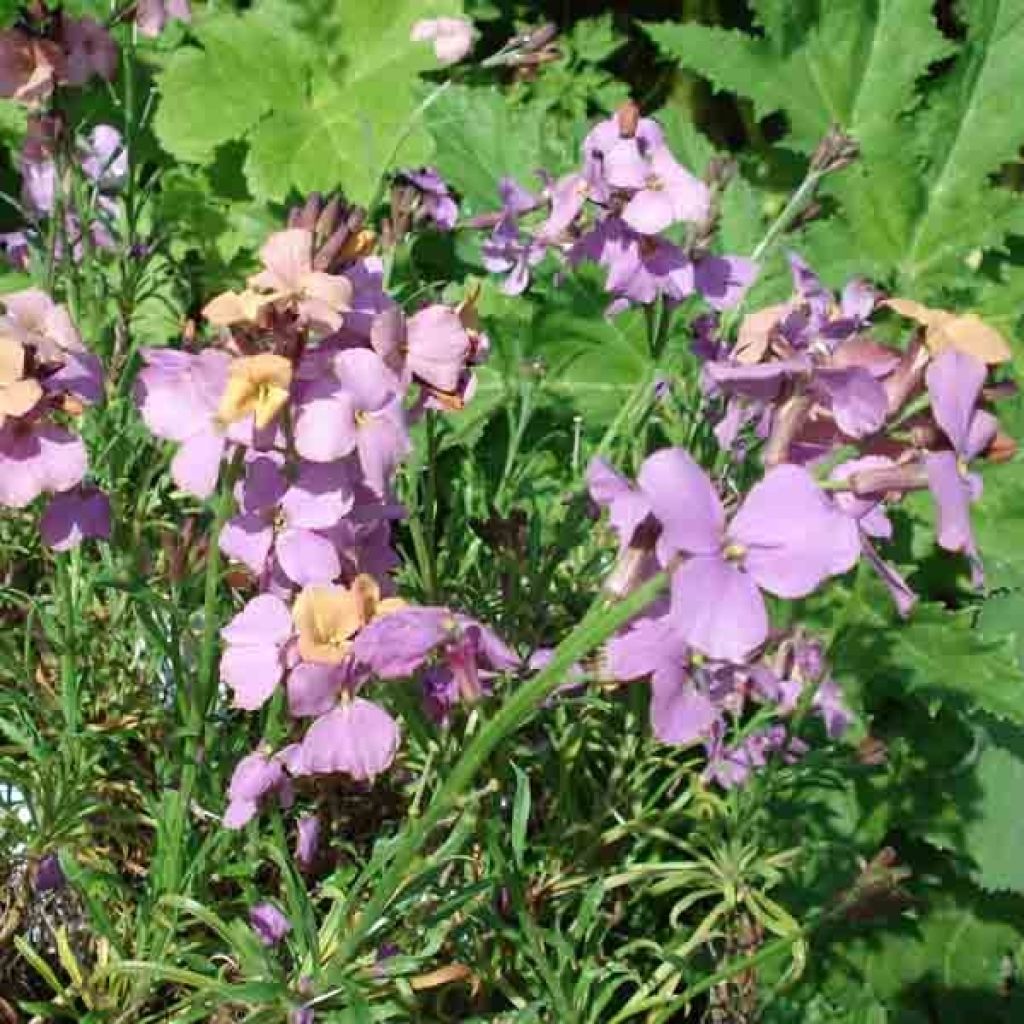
56 554 79 736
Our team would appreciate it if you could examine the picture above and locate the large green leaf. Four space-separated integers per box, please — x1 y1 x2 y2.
645 1 1024 302
425 85 578 215
153 0 461 204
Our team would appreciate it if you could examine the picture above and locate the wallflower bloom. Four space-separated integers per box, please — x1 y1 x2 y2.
0 419 87 508
371 304 471 394
294 348 410 494
217 353 293 430
924 349 996 584
291 695 401 780
220 456 353 585
223 747 294 828
40 486 111 551
59 17 118 86
205 228 353 332
591 449 859 661
249 903 292 946
136 0 192 37
354 605 519 718
604 141 711 235
220 594 294 710
607 609 721 746
410 17 475 65
0 335 42 426
136 348 232 498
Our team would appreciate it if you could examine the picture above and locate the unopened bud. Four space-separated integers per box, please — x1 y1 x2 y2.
616 101 641 139
763 392 813 467
811 125 859 174
522 22 557 52
849 462 928 497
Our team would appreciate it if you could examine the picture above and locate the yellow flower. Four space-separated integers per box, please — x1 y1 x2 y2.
293 575 405 665
217 353 293 429
0 335 41 427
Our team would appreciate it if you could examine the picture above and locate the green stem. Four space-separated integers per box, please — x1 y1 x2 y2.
495 380 534 510
56 554 79 736
331 572 668 966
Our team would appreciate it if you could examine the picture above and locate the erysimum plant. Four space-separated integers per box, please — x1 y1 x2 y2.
1 3 1023 1023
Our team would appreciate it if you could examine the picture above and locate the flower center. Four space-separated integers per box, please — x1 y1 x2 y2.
724 542 747 563
644 173 664 192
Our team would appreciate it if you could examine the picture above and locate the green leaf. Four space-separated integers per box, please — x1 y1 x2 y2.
645 2 1024 301
952 723 1024 893
426 85 577 215
154 0 463 204
832 591 1024 727
530 271 651 424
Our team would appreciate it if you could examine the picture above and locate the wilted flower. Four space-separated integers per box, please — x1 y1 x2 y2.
0 30 63 105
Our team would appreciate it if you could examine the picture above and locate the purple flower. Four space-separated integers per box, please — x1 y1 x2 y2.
603 139 710 235
354 606 519 702
59 17 118 86
135 348 233 499
291 696 400 780
606 449 859 661
295 814 320 871
40 486 110 551
832 456 917 616
924 350 996 585
224 747 295 829
704 725 807 789
80 125 127 189
136 0 191 37
0 420 87 508
219 456 353 586
294 348 410 495
370 303 471 395
219 594 293 710
34 852 65 893
537 172 589 242
607 609 721 746
396 167 459 231
482 213 545 296
249 902 292 946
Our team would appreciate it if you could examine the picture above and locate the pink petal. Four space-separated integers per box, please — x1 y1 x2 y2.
171 431 225 499
732 465 860 598
670 555 767 662
294 393 357 462
637 447 724 558
276 527 341 586
294 699 400 780
287 663 343 717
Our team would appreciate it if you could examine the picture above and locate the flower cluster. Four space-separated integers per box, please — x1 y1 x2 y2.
2 117 127 270
0 289 109 548
589 251 1014 781
0 1 190 110
134 195 512 828
473 104 757 312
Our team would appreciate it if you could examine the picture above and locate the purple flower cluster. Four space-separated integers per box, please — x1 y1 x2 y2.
701 255 1013 594
133 202 513 829
2 116 126 269
0 288 109 548
588 252 1014 781
474 104 757 312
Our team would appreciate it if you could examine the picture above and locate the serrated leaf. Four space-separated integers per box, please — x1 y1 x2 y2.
154 0 463 204
426 85 576 215
953 723 1024 893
